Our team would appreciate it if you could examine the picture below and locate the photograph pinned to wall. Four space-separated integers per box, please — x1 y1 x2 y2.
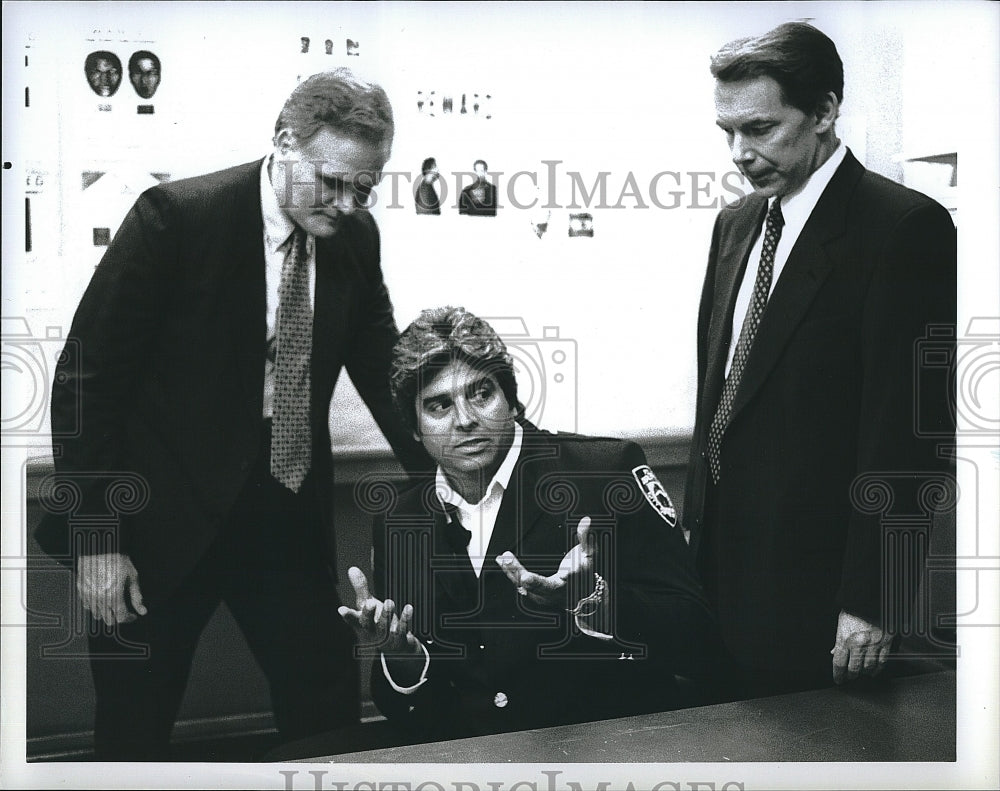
568 212 593 238
84 50 122 98
128 50 160 99
531 210 551 239
458 159 498 217
414 157 443 215
76 168 165 252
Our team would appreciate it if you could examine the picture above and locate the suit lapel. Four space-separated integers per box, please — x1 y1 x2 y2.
703 196 768 416
729 152 864 422
487 431 560 561
312 221 364 402
429 499 479 607
225 162 267 422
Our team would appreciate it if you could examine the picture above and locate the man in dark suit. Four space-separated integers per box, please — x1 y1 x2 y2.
683 23 956 697
458 159 498 216
35 68 429 759
339 307 728 740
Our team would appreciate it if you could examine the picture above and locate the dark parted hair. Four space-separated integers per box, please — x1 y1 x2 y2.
710 22 844 114
85 50 121 75
473 159 488 171
421 157 437 174
273 67 394 151
128 50 160 74
391 307 522 433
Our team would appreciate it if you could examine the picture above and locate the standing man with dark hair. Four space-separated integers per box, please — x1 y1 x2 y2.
683 22 955 697
35 68 429 760
339 307 728 740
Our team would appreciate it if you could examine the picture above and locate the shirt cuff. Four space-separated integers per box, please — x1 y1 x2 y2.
380 640 431 694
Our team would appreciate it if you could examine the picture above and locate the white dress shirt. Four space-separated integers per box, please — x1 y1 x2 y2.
725 143 847 375
434 422 524 577
259 156 317 417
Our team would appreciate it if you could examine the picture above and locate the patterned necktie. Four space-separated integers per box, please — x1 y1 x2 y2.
270 228 313 492
706 199 784 484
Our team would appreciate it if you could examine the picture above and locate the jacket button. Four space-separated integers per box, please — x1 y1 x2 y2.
700 450 707 459
493 692 508 708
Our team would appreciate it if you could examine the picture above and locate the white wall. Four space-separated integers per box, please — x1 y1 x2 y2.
2 1 992 455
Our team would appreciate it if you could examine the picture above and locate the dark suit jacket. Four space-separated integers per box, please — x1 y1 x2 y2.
35 159 428 605
458 180 497 216
368 423 726 739
683 150 956 686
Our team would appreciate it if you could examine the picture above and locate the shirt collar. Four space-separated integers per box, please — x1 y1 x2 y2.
260 155 298 254
774 141 847 229
435 422 523 510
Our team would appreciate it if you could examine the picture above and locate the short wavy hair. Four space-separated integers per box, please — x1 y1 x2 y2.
274 68 394 153
710 22 843 115
391 307 521 433
128 50 160 74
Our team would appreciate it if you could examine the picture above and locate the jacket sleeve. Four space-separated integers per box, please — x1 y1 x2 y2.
342 211 433 478
837 200 957 625
38 188 178 560
612 441 732 684
369 507 456 725
682 211 724 548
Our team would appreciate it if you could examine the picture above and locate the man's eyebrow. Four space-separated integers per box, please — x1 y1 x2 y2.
421 393 451 408
466 376 492 392
716 116 774 130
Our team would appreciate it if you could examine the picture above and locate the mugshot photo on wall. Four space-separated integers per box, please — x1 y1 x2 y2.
128 50 160 99
84 50 122 97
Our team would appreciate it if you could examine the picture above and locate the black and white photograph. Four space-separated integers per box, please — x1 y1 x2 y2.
2 2 998 790
127 50 160 100
84 49 122 97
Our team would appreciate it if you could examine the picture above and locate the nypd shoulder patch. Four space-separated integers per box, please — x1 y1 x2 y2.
631 464 677 527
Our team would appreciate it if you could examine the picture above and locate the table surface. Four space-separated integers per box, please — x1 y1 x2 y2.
301 670 955 763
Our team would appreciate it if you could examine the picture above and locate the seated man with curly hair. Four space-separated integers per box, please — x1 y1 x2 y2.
340 306 731 739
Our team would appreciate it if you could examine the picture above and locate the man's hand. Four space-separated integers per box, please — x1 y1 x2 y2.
76 552 147 626
337 566 421 658
831 609 893 684
496 516 594 608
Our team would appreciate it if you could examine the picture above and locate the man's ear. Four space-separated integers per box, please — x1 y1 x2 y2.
814 91 839 134
274 128 296 156
412 429 421 443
